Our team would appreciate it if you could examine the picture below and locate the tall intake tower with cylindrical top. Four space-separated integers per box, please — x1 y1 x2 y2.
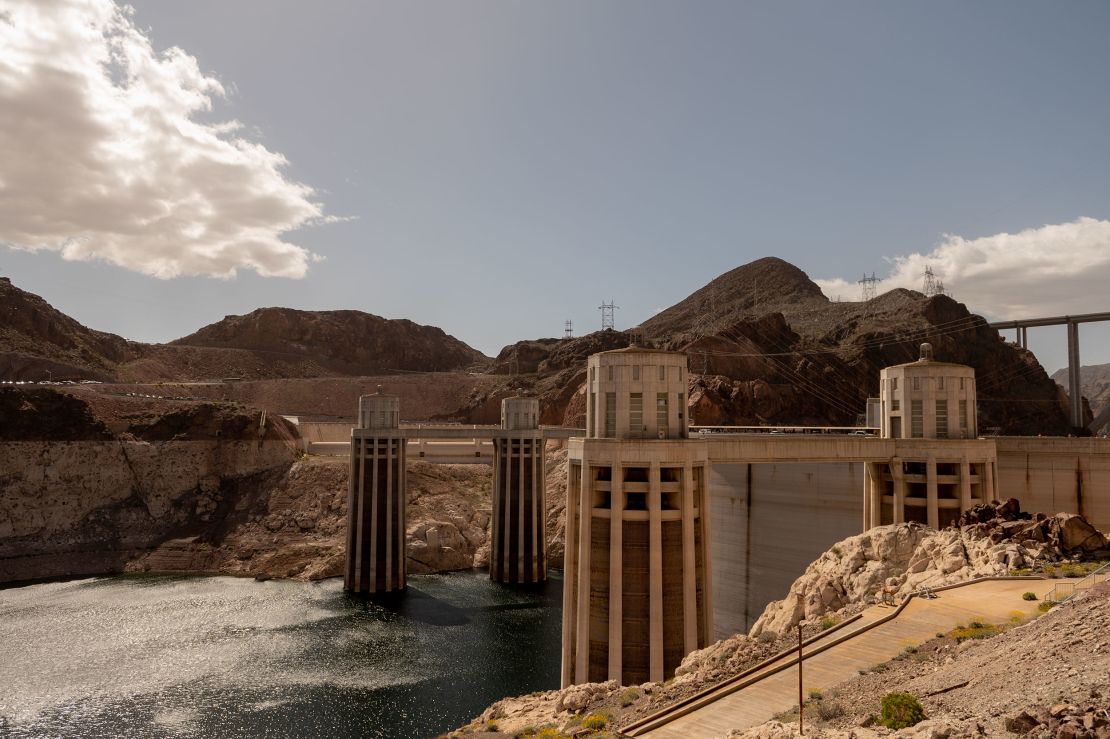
345 388 407 594
562 344 712 688
490 397 547 583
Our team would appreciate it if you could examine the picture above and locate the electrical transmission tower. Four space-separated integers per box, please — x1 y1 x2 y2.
564 320 573 339
923 266 947 298
598 301 618 331
858 272 878 302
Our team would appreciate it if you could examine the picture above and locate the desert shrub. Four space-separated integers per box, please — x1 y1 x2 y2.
535 729 564 739
902 645 917 655
1038 600 1056 612
950 622 999 642
619 688 640 707
808 689 823 701
831 545 843 557
514 728 535 738
818 701 846 721
1061 563 1084 578
1022 591 1037 601
582 713 608 730
879 691 926 729
758 630 778 644
819 616 840 631
486 720 499 732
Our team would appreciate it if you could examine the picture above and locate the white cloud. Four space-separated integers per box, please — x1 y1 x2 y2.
815 218 1110 319
0 0 324 279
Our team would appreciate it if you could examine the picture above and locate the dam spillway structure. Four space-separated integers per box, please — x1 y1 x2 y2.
344 388 407 594
864 343 999 530
490 397 547 583
561 344 713 688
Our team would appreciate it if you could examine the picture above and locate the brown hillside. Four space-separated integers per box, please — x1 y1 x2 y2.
172 307 488 375
0 278 488 383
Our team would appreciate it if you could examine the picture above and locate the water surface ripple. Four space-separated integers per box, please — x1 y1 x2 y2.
0 571 562 738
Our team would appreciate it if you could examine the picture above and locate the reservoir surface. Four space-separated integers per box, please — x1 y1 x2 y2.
0 571 562 738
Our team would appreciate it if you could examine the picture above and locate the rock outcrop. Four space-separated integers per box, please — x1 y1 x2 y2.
750 501 1109 639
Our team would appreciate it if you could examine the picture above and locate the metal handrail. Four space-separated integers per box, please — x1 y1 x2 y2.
1045 561 1110 604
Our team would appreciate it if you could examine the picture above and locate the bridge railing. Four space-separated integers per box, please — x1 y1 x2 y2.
1044 562 1110 604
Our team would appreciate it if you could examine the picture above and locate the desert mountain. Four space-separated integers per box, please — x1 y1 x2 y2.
172 307 488 376
0 278 487 383
479 258 1077 435
1052 362 1110 426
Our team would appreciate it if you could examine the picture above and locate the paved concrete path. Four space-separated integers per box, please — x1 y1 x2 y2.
631 578 1049 738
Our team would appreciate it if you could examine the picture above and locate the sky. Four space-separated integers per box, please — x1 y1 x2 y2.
1 0 1109 373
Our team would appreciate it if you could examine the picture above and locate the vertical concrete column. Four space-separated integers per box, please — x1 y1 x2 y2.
681 462 697 656
891 457 906 525
560 459 579 688
574 459 592 686
698 464 714 644
1067 320 1083 428
959 458 972 514
648 460 664 682
986 458 997 501
607 456 624 681
926 457 939 529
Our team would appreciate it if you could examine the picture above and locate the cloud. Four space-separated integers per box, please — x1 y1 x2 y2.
0 0 324 279
815 218 1110 319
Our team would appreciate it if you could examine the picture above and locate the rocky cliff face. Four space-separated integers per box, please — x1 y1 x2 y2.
0 387 570 583
1053 362 1110 426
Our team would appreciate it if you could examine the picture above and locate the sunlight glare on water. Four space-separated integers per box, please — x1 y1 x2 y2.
0 571 562 739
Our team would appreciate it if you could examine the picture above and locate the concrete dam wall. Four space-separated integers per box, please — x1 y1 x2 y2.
708 443 1110 639
709 462 864 639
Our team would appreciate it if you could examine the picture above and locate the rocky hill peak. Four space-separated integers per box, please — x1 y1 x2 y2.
640 257 828 341
172 306 488 374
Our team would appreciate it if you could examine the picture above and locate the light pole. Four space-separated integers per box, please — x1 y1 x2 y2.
797 593 805 735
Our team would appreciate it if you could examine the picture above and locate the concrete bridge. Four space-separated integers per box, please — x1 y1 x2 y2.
989 310 1110 431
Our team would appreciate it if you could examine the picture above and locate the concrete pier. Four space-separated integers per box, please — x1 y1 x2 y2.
344 390 407 594
490 397 547 583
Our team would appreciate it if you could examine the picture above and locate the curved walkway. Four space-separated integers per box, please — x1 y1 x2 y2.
625 577 1048 738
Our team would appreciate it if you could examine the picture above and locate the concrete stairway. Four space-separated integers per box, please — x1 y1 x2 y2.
623 577 1049 738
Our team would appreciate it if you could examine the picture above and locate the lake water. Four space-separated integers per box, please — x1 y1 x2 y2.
0 571 563 738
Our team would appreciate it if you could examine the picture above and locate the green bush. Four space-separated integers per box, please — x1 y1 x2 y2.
582 713 608 730
879 691 926 729
757 630 777 644
486 720 499 732
819 616 840 631
619 688 640 707
1022 591 1037 601
808 689 823 701
1038 600 1056 612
